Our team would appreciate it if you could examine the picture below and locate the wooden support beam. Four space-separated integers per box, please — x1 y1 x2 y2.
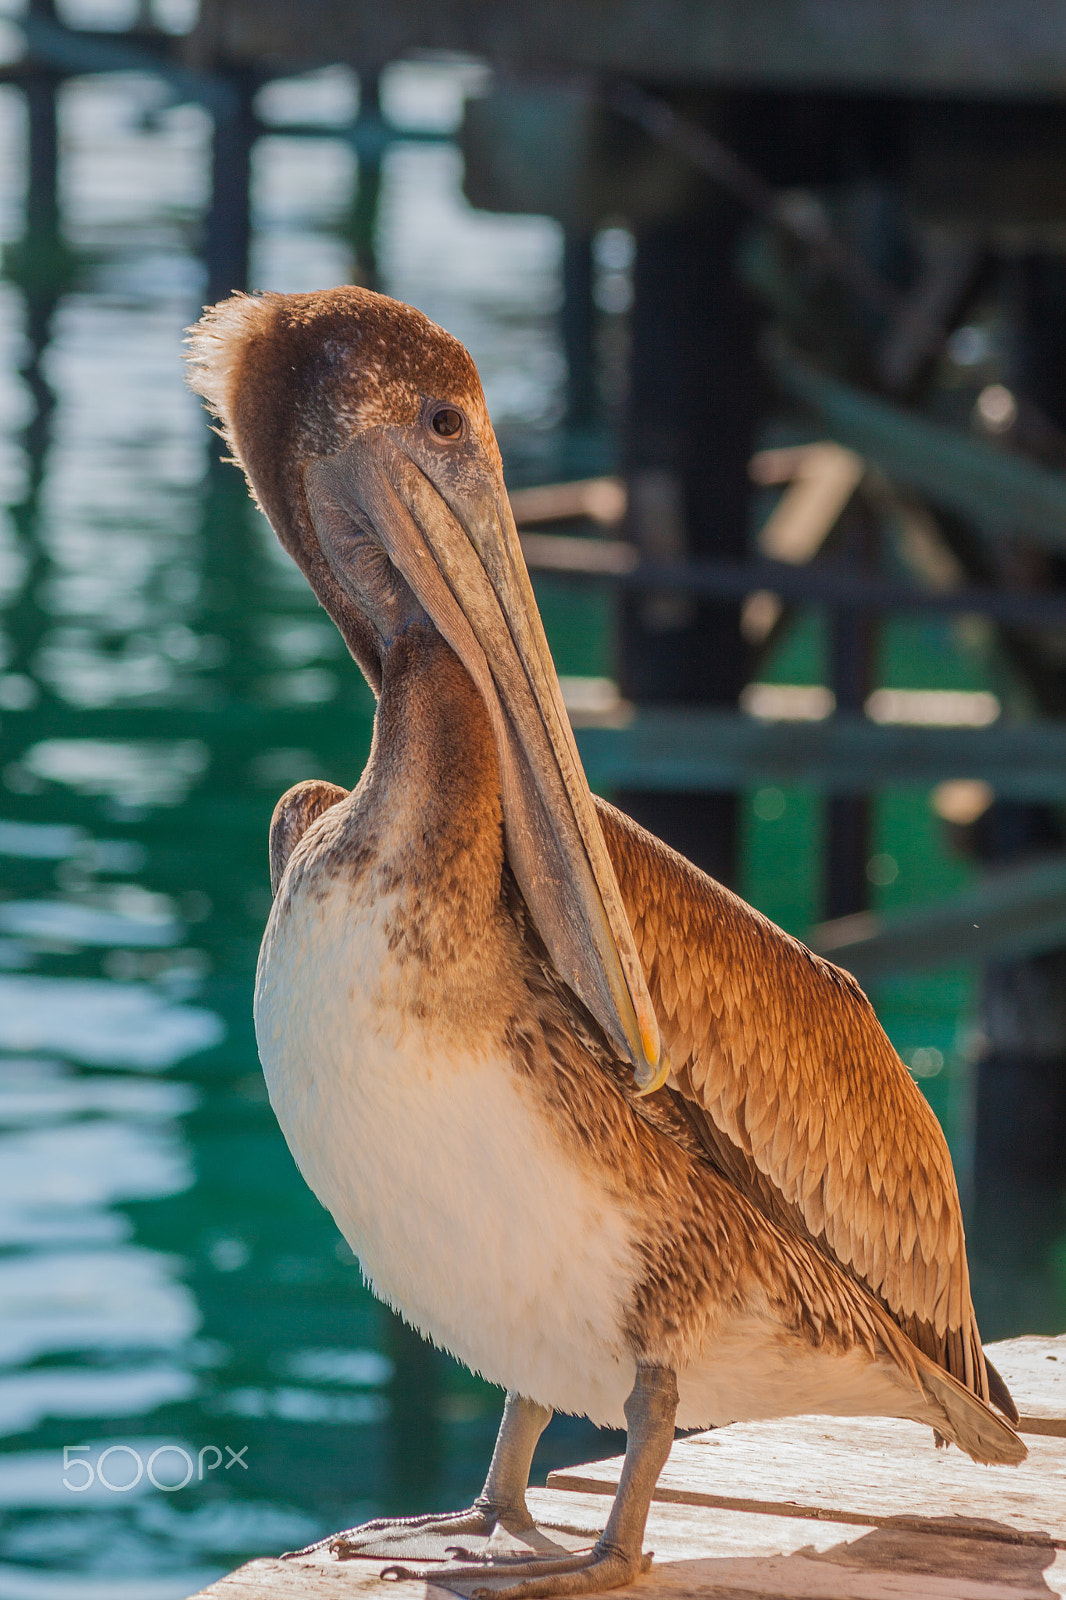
768 341 1066 552
614 192 758 884
575 710 1066 800
20 8 239 117
185 0 1066 99
519 533 1066 630
205 70 256 305
813 852 1066 980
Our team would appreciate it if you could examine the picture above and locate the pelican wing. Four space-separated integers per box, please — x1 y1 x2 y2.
269 780 349 896
595 796 1001 1408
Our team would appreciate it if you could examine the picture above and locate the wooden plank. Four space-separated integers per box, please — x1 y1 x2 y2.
510 478 626 528
548 1420 1066 1547
188 1503 594 1598
529 1491 1066 1599
187 1494 843 1595
530 1488 873 1557
188 1557 427 1596
189 1488 1066 1597
985 1336 1066 1437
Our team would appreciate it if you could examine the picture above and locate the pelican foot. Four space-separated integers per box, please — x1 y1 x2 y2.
399 1365 677 1598
382 1538 651 1598
285 1393 556 1564
283 1501 526 1562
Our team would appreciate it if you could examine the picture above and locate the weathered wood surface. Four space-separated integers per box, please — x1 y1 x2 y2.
985 1337 1066 1437
190 1334 1066 1599
548 1421 1066 1545
533 1493 1066 1598
191 1489 1066 1596
191 1488 1066 1598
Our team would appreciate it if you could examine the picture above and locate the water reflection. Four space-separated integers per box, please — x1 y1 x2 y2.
0 44 601 1599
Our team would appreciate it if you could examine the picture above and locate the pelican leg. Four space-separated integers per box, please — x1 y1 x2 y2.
285 1391 552 1562
384 1366 679 1599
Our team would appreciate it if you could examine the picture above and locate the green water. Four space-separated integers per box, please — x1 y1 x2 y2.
0 44 1062 1600
0 57 628 1598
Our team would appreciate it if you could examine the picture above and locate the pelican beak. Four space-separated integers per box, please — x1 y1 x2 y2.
305 428 668 1094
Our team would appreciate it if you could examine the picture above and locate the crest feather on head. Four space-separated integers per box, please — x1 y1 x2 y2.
184 289 275 457
184 285 495 536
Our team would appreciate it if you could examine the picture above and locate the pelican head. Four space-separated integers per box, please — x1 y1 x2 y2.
187 286 665 1090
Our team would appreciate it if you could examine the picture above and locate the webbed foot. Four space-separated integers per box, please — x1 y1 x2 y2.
383 1536 649 1597
285 1391 554 1563
284 1499 529 1562
396 1365 678 1598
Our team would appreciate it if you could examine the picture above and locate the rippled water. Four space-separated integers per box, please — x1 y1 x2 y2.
0 29 1062 1600
0 49 625 1598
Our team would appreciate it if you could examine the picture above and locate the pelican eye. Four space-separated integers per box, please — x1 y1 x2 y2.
426 403 465 442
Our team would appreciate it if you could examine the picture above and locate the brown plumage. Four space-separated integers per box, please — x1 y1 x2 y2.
261 656 1018 1466
187 283 1024 1599
595 799 1016 1418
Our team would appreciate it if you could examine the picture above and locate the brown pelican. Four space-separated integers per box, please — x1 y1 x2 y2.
187 286 1024 1598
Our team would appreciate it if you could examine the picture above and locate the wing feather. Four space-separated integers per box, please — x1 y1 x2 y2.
269 779 350 895
594 795 1013 1415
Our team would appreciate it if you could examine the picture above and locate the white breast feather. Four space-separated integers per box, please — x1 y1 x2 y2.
254 877 640 1425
